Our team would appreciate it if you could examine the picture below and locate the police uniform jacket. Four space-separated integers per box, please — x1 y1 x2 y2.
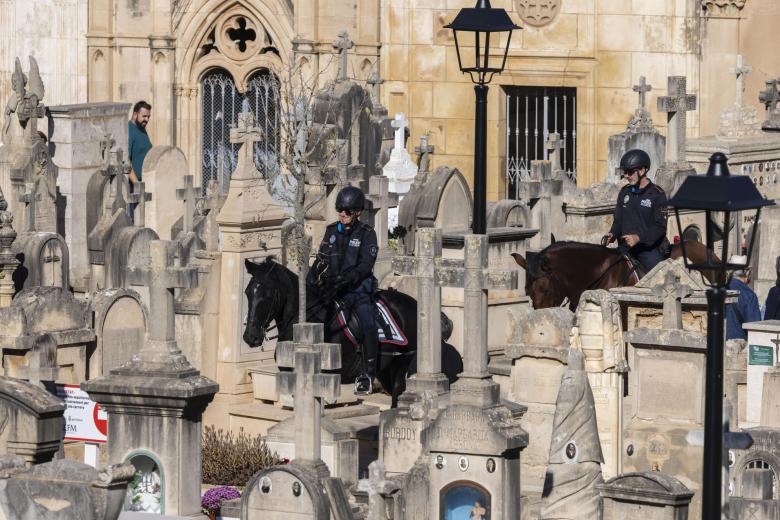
307 219 378 291
609 181 668 248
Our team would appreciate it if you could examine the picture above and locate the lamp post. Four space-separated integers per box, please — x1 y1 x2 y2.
668 152 774 518
445 0 519 234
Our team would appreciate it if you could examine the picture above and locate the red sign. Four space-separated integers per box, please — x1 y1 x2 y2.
55 384 107 443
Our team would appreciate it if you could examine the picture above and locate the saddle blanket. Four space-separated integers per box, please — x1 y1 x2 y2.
337 299 408 347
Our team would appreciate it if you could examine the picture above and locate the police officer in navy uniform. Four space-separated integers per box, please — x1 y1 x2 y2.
602 149 668 272
307 186 379 395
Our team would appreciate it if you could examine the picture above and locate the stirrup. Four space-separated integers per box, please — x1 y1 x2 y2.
354 374 373 396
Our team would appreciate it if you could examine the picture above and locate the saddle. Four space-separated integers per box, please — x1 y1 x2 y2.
334 297 408 348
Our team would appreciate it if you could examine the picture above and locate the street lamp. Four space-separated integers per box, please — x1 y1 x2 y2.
668 151 774 518
445 0 520 234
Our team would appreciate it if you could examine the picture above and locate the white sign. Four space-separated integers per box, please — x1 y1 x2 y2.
55 384 107 443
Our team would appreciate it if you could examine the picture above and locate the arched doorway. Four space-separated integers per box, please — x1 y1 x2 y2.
200 68 280 191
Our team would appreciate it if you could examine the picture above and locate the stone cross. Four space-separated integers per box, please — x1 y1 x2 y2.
633 76 652 109
415 134 435 174
127 181 152 227
391 113 408 152
357 460 391 520
436 235 518 406
18 334 58 388
657 76 697 165
652 270 694 330
391 228 450 397
332 30 353 82
229 111 263 179
200 180 222 251
126 240 197 344
366 175 395 249
101 147 129 214
771 334 780 368
759 79 780 112
276 323 341 467
18 182 35 232
366 64 383 106
730 55 752 107
545 132 564 171
176 175 198 235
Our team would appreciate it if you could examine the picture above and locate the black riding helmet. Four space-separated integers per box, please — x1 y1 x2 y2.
335 186 365 213
619 149 651 172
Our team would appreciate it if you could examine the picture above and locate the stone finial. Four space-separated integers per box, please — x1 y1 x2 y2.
657 76 697 165
633 76 652 109
176 175 198 235
276 323 341 472
415 134 434 175
332 30 353 82
545 132 564 171
127 181 152 227
229 111 263 179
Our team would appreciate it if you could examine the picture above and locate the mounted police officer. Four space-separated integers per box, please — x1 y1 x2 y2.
602 149 668 272
307 186 379 395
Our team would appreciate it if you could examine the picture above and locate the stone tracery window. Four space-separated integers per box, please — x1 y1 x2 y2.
200 68 280 191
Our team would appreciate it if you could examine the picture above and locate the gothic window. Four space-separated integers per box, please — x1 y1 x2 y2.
200 68 280 191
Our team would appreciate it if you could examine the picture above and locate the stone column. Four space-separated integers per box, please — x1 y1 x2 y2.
48 102 131 291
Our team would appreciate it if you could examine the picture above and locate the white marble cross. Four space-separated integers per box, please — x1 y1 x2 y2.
127 181 152 227
276 323 341 464
657 76 697 164
633 76 652 110
391 113 408 151
176 175 198 235
332 30 353 82
730 55 752 107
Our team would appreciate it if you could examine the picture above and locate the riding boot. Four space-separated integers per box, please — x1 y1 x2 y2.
355 331 378 396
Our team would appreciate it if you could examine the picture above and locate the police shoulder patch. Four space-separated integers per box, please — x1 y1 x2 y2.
369 245 378 257
329 235 336 244
623 194 630 204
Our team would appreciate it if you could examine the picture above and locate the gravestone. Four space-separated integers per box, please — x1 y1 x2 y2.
540 349 604 519
17 333 58 389
0 375 64 464
654 76 697 195
561 181 621 245
82 240 218 517
0 458 135 520
607 76 666 182
759 78 780 131
49 102 131 292
141 146 188 240
597 472 693 520
88 289 147 377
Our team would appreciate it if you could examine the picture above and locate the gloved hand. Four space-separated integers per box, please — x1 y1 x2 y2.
601 233 615 247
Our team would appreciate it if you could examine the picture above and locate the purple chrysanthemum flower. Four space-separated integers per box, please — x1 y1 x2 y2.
201 486 241 512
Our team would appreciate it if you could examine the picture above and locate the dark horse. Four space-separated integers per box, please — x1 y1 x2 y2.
242 258 463 406
511 240 716 310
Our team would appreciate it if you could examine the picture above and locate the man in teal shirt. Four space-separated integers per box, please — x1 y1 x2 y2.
128 100 152 221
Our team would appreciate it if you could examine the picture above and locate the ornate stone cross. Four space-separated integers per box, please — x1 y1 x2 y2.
633 76 652 110
276 323 341 468
101 147 130 214
366 175 395 249
657 76 697 165
332 30 353 82
730 55 752 107
126 240 197 345
366 63 383 106
18 182 35 232
545 132 564 171
415 134 435 175
652 270 694 330
176 175 198 235
391 112 408 152
127 181 152 227
229 111 263 179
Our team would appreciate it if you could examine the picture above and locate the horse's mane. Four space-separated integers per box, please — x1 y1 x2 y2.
527 240 618 279
538 240 612 256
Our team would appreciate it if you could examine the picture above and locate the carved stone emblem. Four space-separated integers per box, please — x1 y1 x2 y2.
515 0 561 27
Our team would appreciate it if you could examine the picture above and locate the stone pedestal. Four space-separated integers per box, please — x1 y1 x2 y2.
48 102 131 291
743 320 780 427
597 472 693 520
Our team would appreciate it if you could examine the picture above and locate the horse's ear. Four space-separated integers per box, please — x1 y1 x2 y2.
264 255 277 264
245 258 262 274
550 233 557 244
510 253 527 270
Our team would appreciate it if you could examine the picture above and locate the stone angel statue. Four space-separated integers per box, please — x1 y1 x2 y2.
3 56 45 136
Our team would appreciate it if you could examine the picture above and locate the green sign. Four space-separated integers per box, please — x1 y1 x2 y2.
749 345 774 366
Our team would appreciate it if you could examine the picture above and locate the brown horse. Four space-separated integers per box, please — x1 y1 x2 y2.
511 241 715 310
